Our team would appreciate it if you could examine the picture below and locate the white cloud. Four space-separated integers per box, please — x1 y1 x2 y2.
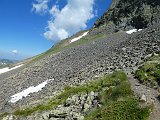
44 0 95 41
12 50 18 54
49 5 60 17
32 0 49 14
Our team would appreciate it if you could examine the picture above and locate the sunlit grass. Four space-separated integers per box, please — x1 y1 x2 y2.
135 54 160 87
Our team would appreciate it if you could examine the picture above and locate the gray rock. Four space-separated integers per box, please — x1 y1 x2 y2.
140 94 147 102
90 91 95 96
2 116 9 120
83 103 90 112
2 115 17 120
42 112 49 120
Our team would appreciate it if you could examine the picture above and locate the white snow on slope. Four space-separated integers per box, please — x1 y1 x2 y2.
0 64 24 75
126 29 143 34
9 79 54 103
70 31 89 43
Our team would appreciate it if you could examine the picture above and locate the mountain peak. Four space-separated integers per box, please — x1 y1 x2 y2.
94 0 160 30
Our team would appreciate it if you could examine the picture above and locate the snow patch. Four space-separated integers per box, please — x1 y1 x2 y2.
138 29 143 32
0 64 24 74
70 31 89 43
9 79 54 103
126 29 143 34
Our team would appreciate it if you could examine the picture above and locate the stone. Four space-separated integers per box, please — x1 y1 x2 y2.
92 100 99 106
49 113 67 119
154 53 159 56
8 115 14 120
83 103 90 112
73 113 84 120
42 112 49 120
140 94 147 102
78 115 85 120
2 116 9 120
90 91 95 96
122 47 126 51
2 115 16 120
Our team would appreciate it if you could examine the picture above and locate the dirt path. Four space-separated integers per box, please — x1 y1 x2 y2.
127 74 160 120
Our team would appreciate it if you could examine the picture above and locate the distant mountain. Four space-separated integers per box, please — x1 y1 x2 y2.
0 59 17 67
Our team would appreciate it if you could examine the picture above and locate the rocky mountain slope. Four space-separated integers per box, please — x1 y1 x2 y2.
0 0 160 120
91 0 160 35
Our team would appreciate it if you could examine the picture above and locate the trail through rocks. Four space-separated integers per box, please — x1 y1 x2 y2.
127 74 160 120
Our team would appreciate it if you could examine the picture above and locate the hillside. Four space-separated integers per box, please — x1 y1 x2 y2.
0 0 160 120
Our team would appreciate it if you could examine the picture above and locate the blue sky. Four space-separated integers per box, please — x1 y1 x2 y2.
0 0 112 60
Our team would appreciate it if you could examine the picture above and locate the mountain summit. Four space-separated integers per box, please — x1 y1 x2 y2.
94 0 160 30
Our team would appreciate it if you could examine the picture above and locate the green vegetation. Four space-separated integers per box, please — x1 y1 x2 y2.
0 113 9 119
85 75 150 120
135 54 160 88
0 71 151 119
85 98 150 120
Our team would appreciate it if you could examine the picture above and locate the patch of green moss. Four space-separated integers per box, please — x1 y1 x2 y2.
85 98 150 120
0 112 9 119
135 54 160 87
85 80 150 120
85 71 150 120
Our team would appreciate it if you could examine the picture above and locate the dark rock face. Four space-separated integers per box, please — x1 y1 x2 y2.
94 0 160 30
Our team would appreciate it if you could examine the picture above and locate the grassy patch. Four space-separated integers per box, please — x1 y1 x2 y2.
135 54 160 88
84 73 150 120
85 98 150 120
0 112 9 119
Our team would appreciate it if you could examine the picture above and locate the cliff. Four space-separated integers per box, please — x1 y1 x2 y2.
94 0 160 30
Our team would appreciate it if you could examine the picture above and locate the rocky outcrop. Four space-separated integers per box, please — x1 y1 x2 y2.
3 91 99 120
94 0 160 30
39 91 99 120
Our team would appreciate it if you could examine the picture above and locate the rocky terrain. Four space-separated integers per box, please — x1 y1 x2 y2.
0 0 160 119
91 0 160 35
